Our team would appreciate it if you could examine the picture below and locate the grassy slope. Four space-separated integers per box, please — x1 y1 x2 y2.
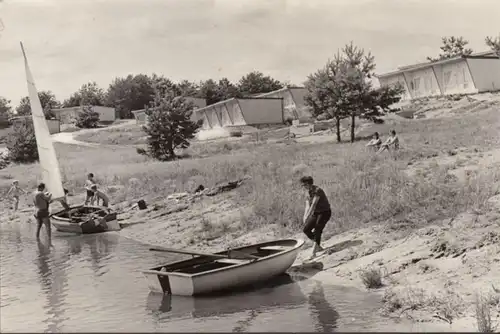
1 94 500 330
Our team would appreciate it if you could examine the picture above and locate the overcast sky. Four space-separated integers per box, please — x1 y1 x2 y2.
0 0 498 106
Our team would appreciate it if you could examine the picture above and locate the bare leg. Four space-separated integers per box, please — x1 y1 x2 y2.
36 219 43 240
14 197 19 211
44 217 53 247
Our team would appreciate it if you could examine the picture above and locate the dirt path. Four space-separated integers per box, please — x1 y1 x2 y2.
51 120 136 147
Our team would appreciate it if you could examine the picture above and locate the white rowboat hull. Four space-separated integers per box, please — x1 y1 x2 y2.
143 239 304 296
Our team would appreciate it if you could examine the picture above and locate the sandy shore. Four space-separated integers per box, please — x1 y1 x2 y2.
108 145 499 332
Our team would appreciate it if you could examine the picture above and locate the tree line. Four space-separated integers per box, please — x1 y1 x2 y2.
1 35 499 163
0 71 287 122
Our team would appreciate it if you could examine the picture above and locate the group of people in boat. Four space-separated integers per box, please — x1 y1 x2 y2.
4 172 110 245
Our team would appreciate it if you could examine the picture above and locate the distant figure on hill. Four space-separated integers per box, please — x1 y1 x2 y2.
84 173 96 205
90 185 109 207
377 130 399 154
6 180 27 211
33 183 53 246
300 176 332 259
366 132 382 151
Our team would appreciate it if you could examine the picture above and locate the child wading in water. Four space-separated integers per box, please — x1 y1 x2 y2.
6 180 27 211
300 176 332 259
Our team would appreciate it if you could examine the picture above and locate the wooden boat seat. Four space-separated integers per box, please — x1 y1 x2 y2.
259 245 290 251
215 258 251 265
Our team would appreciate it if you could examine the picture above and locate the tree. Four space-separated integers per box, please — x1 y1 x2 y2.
198 79 224 105
305 42 404 143
238 71 285 96
6 119 38 163
106 74 155 118
217 78 242 101
143 91 202 161
304 57 349 142
63 82 107 107
0 97 12 128
176 80 199 97
75 105 100 128
0 97 12 117
485 34 500 56
427 36 473 62
16 90 61 119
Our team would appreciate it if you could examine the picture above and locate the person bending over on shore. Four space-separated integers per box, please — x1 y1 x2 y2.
377 130 399 154
90 185 109 207
33 183 53 246
366 132 382 151
6 180 27 211
300 176 332 259
84 173 96 205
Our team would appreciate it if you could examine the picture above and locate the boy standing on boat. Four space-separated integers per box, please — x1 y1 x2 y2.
33 183 53 246
300 176 332 259
6 180 27 211
84 173 96 205
90 184 109 207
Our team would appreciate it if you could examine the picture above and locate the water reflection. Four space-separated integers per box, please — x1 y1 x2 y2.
308 280 340 331
63 233 119 277
146 273 340 331
35 241 70 333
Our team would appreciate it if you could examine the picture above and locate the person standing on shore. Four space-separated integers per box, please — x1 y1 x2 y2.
33 183 53 246
300 176 332 259
6 180 27 211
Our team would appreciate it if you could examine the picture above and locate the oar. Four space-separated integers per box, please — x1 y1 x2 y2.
149 246 228 259
149 246 259 260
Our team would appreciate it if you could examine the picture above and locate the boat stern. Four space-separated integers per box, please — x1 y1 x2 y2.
142 270 195 296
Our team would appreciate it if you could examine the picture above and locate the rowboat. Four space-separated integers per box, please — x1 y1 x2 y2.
20 42 119 234
51 205 120 234
142 238 304 296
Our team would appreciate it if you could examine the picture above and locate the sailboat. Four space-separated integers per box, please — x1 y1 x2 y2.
20 42 120 234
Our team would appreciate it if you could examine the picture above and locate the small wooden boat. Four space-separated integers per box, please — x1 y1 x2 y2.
142 238 304 296
51 205 120 234
20 43 121 236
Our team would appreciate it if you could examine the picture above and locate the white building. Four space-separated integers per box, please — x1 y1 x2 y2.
52 106 118 124
192 97 284 129
132 97 206 126
255 87 313 121
376 51 500 101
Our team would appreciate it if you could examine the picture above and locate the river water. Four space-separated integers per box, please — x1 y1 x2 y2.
1 217 428 332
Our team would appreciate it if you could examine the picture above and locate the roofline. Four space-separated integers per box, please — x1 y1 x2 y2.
255 86 306 97
195 97 283 112
376 50 499 79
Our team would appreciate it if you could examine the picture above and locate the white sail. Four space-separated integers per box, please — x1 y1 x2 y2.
20 42 65 200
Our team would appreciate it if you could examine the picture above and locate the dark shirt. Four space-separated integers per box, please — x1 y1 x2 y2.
308 185 331 213
33 190 50 212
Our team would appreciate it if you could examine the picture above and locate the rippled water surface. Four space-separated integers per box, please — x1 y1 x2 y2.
1 218 426 332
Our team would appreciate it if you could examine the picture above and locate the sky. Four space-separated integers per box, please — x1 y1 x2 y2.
0 0 498 106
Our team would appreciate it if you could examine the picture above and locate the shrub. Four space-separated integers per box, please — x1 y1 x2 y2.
143 92 202 161
359 267 384 289
76 105 100 128
6 120 38 163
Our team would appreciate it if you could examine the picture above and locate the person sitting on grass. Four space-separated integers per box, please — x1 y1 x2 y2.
366 132 382 151
377 130 399 154
300 176 332 259
6 180 27 211
90 184 109 207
